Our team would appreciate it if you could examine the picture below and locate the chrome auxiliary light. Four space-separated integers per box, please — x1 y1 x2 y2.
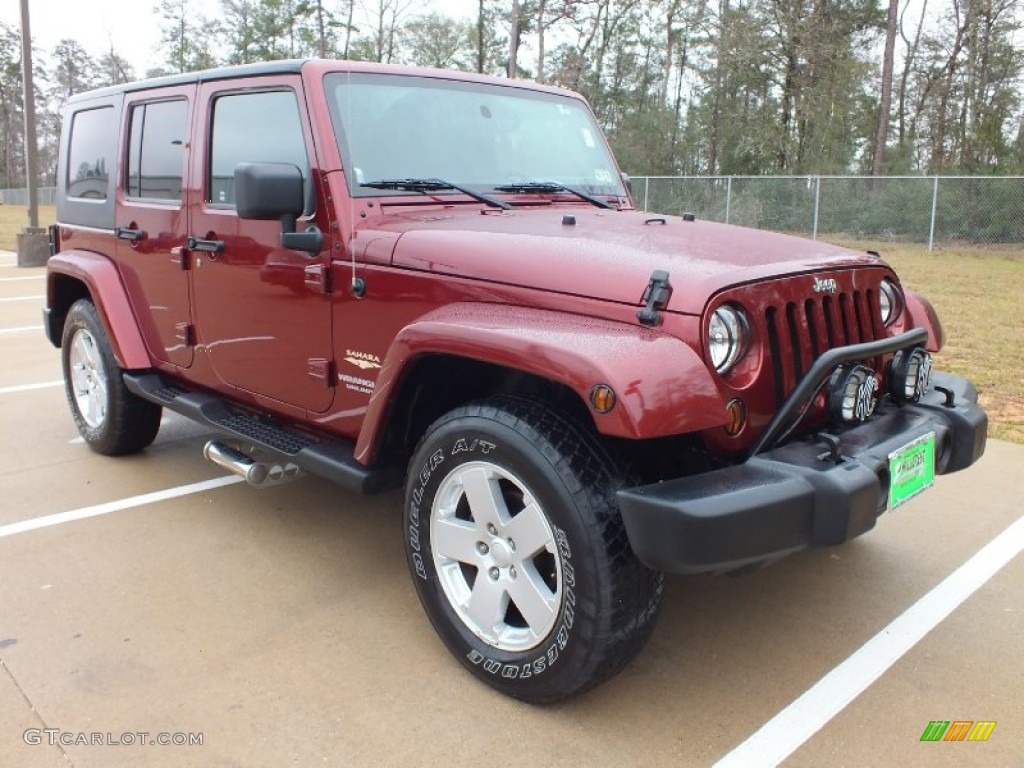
889 347 933 403
827 364 879 424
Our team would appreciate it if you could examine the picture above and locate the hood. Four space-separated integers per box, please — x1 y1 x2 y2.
373 206 881 314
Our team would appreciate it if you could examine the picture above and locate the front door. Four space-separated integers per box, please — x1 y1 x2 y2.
188 77 334 412
115 87 194 367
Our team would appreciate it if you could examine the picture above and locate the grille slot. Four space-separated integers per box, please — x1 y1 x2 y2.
765 290 880 406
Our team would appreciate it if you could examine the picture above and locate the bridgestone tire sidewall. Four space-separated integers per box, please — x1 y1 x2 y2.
405 410 611 702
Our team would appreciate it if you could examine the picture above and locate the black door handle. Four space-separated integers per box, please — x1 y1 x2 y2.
187 236 225 253
115 227 146 242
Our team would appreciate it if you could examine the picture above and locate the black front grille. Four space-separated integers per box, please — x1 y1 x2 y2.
765 289 883 406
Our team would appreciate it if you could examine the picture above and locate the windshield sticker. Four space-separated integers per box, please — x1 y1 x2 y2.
581 128 596 148
594 169 613 184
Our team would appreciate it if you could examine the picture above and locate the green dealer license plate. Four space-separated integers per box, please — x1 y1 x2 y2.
888 432 936 509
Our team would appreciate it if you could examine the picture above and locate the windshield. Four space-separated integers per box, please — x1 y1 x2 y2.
325 73 625 199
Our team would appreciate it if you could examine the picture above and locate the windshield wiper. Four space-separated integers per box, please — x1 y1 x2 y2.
361 178 511 210
492 181 614 210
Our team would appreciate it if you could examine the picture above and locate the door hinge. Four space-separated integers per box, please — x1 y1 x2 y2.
307 358 334 387
175 322 195 346
170 246 189 270
303 263 332 294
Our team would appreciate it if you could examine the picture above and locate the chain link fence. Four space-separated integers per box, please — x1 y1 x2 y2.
0 186 57 206
634 176 1024 249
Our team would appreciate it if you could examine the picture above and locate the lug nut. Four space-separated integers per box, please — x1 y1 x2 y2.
508 539 516 552
487 524 497 535
509 566 517 579
476 542 489 555
489 567 500 581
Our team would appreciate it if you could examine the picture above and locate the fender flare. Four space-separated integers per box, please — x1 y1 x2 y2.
904 288 945 352
46 250 151 370
355 303 726 464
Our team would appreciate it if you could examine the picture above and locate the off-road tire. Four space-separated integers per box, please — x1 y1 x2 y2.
61 299 162 455
404 396 663 703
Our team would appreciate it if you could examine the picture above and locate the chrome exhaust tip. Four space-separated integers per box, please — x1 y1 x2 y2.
203 439 302 488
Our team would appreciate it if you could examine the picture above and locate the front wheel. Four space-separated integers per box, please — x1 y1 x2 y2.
61 299 162 455
404 397 663 703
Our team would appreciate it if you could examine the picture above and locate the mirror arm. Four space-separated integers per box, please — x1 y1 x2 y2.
279 213 322 254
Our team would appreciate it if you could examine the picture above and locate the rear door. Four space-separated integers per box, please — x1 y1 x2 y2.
188 76 335 412
115 86 194 367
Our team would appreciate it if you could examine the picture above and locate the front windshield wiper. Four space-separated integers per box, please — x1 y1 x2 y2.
360 178 511 210
492 181 614 210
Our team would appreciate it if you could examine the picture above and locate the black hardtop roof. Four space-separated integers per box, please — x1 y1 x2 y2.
67 59 306 104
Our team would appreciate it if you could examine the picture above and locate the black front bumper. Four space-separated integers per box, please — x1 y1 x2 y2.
616 372 987 574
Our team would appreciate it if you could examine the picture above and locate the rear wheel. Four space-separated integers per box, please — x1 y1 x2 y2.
61 299 162 455
404 396 663 703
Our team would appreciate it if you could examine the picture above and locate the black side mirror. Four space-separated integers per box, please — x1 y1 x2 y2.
235 162 322 254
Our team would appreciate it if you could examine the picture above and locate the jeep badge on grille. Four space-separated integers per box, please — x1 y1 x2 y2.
813 277 838 294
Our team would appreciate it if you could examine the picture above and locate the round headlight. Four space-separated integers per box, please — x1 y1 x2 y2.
879 279 901 326
708 305 749 374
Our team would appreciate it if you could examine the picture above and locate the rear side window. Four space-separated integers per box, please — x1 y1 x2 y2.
208 90 309 207
127 100 188 201
66 106 116 201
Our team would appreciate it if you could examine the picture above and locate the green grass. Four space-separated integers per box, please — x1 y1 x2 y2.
2 206 1019 443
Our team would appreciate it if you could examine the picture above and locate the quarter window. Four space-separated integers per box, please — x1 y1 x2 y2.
208 91 309 207
66 106 116 200
126 100 188 201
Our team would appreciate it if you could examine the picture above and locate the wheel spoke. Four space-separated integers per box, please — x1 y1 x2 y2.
460 465 508 529
72 333 91 369
503 501 553 558
433 517 483 563
508 562 558 634
465 572 508 638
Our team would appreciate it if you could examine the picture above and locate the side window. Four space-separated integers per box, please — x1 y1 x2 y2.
66 106 116 200
126 100 188 201
208 90 309 207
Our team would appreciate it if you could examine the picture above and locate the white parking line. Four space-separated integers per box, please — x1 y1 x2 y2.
0 295 44 302
0 380 63 395
0 326 43 334
0 275 45 282
714 513 1024 768
0 476 245 539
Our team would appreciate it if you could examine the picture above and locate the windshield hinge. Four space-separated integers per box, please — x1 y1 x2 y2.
304 263 331 294
637 270 672 327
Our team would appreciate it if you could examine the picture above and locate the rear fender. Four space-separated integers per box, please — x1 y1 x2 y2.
355 303 726 464
46 251 151 369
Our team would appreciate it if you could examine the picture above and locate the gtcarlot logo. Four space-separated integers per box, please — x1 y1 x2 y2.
23 729 203 747
920 720 996 742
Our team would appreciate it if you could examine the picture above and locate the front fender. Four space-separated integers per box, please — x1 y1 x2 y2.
355 303 726 463
904 288 945 352
46 250 151 370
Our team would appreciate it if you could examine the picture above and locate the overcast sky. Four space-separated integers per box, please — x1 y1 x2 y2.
2 0 481 75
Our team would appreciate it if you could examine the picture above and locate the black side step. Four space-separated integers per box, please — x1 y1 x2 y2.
124 372 403 495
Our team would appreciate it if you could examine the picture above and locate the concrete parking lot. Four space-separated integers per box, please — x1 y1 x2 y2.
1 253 1021 767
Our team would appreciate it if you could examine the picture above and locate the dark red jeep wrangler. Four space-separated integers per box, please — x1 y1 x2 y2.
45 60 986 702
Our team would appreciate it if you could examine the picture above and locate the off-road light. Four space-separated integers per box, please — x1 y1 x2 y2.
889 347 932 403
827 364 879 424
589 384 616 413
724 398 747 436
879 279 901 326
708 305 749 374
